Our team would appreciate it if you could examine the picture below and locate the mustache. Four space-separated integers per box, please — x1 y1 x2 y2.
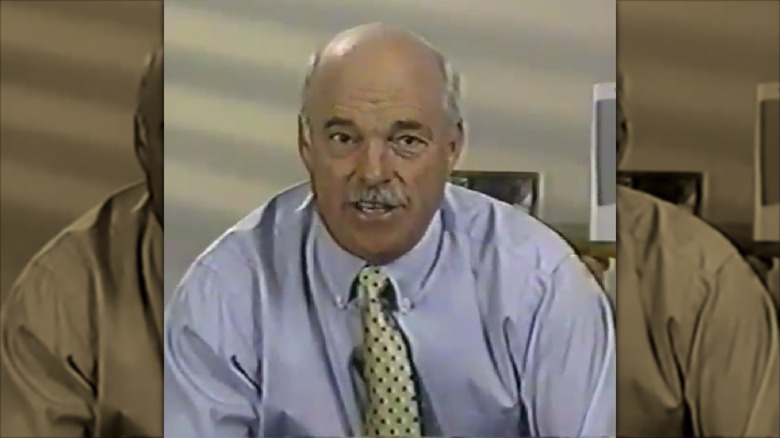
347 185 407 207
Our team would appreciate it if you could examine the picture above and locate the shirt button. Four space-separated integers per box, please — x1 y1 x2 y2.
335 296 347 308
399 298 412 313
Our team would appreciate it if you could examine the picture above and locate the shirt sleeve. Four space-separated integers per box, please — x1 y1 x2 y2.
0 260 96 437
164 255 262 438
687 254 780 437
521 254 617 437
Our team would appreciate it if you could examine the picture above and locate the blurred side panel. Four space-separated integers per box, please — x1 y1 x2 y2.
617 0 780 436
0 1 163 437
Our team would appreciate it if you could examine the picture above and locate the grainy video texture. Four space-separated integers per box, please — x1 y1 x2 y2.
163 2 617 437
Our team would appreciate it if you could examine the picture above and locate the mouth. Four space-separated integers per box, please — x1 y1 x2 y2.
350 201 401 221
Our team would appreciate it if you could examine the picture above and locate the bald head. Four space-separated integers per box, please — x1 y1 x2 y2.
319 23 440 65
301 23 461 124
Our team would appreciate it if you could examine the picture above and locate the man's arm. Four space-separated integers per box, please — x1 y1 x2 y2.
518 254 616 437
0 262 95 437
688 254 780 437
164 256 261 438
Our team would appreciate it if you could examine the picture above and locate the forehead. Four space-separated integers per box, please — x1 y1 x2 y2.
308 49 445 124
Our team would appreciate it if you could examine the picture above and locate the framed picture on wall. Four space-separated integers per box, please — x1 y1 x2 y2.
617 170 704 217
449 170 541 217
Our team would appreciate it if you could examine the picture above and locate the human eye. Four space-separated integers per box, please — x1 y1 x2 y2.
324 131 362 157
392 134 428 157
328 132 355 144
398 135 425 146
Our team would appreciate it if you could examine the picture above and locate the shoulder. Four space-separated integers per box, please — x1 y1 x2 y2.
164 183 313 356
0 182 146 356
443 183 577 276
8 181 148 297
617 185 739 273
443 185 609 322
192 182 311 270
173 182 312 301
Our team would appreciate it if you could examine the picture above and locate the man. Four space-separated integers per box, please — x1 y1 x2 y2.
164 24 615 437
0 47 164 437
615 72 780 437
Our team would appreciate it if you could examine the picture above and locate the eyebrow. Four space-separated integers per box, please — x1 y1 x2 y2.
322 117 430 134
390 120 426 132
323 117 355 130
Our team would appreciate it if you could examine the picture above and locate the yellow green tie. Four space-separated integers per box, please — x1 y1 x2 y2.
358 266 422 437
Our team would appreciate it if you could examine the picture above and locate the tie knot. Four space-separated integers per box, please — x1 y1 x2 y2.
358 266 389 299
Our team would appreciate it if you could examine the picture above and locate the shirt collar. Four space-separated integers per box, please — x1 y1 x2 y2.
308 207 443 310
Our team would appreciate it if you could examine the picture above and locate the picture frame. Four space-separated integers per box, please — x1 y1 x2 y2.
617 170 705 217
449 170 541 218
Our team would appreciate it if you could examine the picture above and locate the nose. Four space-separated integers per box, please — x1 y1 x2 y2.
356 138 391 185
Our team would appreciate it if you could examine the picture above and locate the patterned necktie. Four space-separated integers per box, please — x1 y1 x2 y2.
358 266 421 437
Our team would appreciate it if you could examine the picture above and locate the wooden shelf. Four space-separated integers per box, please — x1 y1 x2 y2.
566 237 616 260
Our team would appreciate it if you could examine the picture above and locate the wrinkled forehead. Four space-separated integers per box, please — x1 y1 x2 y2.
307 48 447 126
137 49 163 122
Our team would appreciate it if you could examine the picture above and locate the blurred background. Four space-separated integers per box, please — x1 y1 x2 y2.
164 0 616 300
0 1 162 302
618 0 780 304
618 0 779 248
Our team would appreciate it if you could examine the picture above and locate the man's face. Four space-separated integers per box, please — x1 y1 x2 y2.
136 55 163 225
300 50 462 263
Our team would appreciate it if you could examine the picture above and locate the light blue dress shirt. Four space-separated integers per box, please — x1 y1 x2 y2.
164 182 616 437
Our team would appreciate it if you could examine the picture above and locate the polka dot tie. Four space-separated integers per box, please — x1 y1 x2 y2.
358 266 421 437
